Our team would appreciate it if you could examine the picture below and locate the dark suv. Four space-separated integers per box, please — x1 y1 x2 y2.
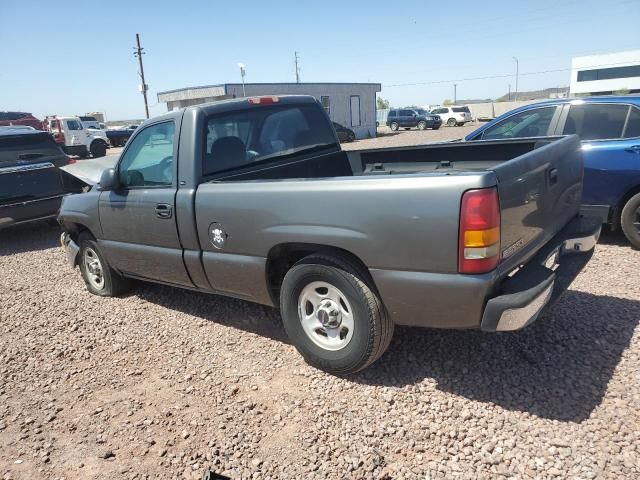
386 108 442 131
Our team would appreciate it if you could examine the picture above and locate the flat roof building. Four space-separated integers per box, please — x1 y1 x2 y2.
157 82 381 139
570 50 640 96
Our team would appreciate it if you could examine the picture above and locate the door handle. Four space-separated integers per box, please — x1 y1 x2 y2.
625 145 640 154
548 167 558 186
155 203 173 219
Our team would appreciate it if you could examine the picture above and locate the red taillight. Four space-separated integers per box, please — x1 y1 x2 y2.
66 157 76 165
247 96 280 105
458 188 501 274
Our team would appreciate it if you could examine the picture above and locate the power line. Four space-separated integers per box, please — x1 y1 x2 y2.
382 59 640 88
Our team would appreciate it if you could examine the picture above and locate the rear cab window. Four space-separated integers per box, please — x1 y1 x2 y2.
203 104 336 176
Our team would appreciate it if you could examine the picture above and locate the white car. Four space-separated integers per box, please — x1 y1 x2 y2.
430 106 473 127
43 116 109 158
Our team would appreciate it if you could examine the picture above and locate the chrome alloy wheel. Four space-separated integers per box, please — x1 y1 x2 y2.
298 281 354 351
83 247 105 291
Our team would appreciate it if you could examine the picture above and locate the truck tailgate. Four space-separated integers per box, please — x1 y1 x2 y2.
493 135 583 275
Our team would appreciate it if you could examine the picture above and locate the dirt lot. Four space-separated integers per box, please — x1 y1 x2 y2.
1 133 639 479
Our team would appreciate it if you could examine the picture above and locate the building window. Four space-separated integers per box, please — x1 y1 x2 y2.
577 65 640 82
350 95 361 127
320 96 330 115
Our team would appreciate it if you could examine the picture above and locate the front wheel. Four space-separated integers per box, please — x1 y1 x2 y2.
90 141 107 158
621 192 640 249
417 121 427 130
78 233 132 296
280 254 394 374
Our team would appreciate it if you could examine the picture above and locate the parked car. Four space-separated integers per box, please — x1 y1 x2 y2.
59 95 599 374
465 96 640 248
0 111 43 130
43 116 109 158
0 127 82 228
386 108 442 131
105 125 139 147
431 106 472 126
332 122 356 142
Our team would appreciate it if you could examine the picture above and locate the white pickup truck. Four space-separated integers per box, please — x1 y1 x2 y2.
43 115 109 158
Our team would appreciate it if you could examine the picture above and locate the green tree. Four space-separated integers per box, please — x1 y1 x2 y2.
377 97 390 110
442 99 453 106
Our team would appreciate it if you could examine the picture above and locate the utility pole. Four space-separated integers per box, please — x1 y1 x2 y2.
453 83 457 104
508 84 511 101
237 63 246 96
294 51 301 83
134 33 149 119
512 56 519 101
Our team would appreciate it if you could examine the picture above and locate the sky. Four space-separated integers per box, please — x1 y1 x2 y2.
1 0 639 121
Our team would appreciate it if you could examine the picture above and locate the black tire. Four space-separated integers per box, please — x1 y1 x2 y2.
348 132 356 142
620 192 640 249
417 121 427 130
280 254 394 375
90 141 107 158
78 233 132 296
390 122 399 131
447 118 457 127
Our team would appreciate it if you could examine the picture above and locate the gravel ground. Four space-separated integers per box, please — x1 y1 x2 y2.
1 222 638 480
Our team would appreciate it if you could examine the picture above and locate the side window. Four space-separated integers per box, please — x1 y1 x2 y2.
399 109 413 116
624 107 640 138
563 104 629 140
483 106 557 140
118 121 175 187
66 120 83 131
389 110 398 118
203 105 335 176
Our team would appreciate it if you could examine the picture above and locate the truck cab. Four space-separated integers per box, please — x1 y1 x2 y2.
43 115 109 158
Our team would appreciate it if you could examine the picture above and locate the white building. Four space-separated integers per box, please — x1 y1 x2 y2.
157 82 381 139
570 50 640 96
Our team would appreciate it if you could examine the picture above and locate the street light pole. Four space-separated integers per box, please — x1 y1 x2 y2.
237 63 246 96
454 83 457 104
512 56 519 101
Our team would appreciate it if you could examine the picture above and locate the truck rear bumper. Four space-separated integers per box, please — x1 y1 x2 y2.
371 215 601 330
480 216 601 332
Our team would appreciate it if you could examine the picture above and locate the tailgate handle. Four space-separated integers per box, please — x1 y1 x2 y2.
155 203 173 219
548 167 558 186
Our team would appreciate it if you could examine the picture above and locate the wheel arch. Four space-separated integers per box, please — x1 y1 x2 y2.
612 183 640 230
265 242 376 305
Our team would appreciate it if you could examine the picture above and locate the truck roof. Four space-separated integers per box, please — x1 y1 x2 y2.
143 95 321 127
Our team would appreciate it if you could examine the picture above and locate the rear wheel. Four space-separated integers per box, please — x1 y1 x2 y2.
280 254 394 375
390 122 399 131
417 121 427 130
78 233 132 296
90 141 107 158
447 118 457 127
620 192 640 249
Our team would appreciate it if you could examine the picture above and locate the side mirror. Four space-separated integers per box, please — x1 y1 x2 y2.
99 168 120 191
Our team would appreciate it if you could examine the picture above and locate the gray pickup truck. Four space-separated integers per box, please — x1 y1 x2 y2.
59 95 600 374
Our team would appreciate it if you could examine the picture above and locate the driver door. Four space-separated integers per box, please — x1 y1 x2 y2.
98 120 192 287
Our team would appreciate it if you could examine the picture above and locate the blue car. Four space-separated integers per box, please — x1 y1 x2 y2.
465 96 640 248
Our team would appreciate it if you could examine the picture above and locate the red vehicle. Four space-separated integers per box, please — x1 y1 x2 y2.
0 111 43 130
